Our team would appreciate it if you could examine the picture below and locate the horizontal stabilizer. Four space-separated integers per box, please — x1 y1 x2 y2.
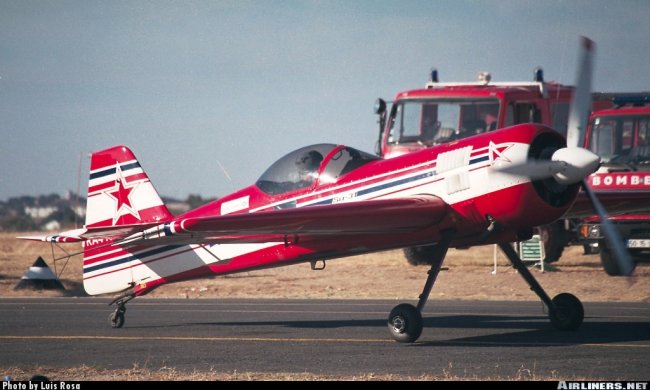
17 229 87 243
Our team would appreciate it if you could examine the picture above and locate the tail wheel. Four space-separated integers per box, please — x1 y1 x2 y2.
109 307 126 328
549 293 584 330
387 303 423 343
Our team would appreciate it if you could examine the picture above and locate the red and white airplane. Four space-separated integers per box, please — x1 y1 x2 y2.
19 37 636 343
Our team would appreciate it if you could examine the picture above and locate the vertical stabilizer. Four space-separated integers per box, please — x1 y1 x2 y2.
86 145 173 228
83 145 174 295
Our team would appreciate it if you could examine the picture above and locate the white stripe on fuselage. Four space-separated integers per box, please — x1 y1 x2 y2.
251 142 528 211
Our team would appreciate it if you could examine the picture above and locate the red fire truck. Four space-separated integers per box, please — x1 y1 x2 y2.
372 68 613 264
577 95 650 275
375 68 581 157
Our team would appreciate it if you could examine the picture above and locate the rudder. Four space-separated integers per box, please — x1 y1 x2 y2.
86 145 173 228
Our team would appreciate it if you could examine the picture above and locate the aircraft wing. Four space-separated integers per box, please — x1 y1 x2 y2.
183 195 446 235
18 195 448 247
123 195 449 246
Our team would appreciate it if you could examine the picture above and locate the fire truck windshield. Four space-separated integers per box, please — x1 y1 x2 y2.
386 99 499 146
589 115 650 166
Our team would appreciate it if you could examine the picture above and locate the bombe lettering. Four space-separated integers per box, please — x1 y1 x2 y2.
591 174 650 188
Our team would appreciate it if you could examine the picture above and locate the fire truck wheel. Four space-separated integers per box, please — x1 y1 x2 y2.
598 240 622 276
403 244 440 266
535 221 567 263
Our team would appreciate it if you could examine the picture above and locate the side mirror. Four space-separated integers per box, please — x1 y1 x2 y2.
374 98 386 115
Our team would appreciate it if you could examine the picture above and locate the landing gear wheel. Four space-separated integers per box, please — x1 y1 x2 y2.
598 240 623 276
109 308 125 328
549 293 583 331
387 303 422 343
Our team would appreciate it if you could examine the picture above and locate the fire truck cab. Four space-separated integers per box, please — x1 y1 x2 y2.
374 68 576 159
578 95 650 275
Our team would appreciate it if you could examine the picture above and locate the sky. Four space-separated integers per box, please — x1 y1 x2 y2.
1 0 649 201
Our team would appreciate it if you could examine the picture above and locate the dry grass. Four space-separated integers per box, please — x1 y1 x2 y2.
1 232 649 302
0 363 598 381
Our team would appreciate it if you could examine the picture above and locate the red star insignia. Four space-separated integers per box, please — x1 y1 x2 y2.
110 177 133 210
105 165 140 225
489 141 513 163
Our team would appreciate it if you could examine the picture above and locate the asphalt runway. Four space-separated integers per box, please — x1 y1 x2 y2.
0 298 648 379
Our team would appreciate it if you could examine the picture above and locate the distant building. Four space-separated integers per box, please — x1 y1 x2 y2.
43 220 61 231
167 201 191 215
72 205 86 219
24 206 57 219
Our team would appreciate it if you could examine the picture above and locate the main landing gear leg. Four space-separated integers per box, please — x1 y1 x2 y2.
387 232 453 343
498 243 583 330
108 291 135 329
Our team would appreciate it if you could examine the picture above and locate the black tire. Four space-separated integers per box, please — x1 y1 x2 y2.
403 244 439 266
549 293 584 331
109 311 125 328
535 221 567 263
387 303 423 343
598 240 623 276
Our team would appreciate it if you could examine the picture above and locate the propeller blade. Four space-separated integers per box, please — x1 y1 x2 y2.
496 146 600 185
566 36 595 148
581 180 635 276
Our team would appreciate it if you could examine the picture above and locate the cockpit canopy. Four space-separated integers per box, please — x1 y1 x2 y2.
256 144 380 195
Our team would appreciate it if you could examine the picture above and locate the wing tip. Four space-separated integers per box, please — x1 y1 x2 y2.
16 228 88 243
